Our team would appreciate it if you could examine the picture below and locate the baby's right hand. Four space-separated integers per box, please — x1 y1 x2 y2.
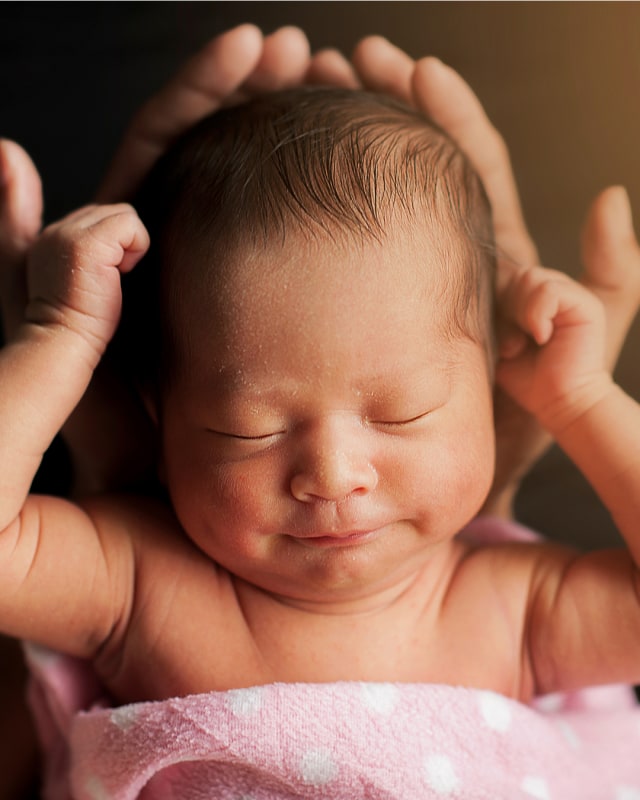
25 204 149 362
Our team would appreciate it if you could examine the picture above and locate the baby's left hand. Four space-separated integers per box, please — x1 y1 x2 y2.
496 264 611 435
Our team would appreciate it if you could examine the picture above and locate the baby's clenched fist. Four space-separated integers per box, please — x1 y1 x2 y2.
25 204 148 359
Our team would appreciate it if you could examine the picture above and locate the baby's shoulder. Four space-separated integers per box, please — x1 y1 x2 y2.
448 534 579 615
457 533 578 579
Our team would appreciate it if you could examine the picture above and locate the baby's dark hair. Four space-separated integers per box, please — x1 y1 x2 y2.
115 87 495 389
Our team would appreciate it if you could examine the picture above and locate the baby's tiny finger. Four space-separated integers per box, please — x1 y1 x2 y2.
498 328 529 360
57 203 133 232
85 207 149 272
520 280 562 346
499 267 556 347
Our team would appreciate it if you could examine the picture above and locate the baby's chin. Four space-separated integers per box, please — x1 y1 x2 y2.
225 529 458 615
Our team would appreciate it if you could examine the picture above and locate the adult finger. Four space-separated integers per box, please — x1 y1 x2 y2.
0 140 42 260
0 140 43 338
580 186 640 369
306 49 361 89
242 26 311 93
351 36 414 105
96 24 266 202
412 57 538 269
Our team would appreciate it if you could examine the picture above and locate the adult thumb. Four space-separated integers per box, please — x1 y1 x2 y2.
0 139 43 262
580 186 640 368
0 140 43 338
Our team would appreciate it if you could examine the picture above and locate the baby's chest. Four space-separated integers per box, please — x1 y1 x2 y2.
110 579 520 702
250 600 519 692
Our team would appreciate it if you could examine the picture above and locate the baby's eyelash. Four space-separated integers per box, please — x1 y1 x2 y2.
369 411 431 427
208 429 282 441
230 432 281 441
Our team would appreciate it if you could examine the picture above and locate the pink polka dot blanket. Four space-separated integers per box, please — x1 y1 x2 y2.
23 518 640 800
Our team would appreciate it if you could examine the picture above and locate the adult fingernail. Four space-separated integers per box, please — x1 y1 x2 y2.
608 186 632 225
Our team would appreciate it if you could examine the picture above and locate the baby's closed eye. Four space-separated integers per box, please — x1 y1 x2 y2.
208 428 285 442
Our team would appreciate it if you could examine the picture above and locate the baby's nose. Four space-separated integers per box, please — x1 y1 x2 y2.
289 418 378 503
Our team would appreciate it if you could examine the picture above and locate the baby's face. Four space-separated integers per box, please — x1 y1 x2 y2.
158 227 495 609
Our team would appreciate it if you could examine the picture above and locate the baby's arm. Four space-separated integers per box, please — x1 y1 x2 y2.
0 204 148 651
498 251 640 550
497 217 640 692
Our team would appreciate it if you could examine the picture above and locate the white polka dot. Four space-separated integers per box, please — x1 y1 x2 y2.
227 686 264 717
85 775 110 800
360 683 399 714
110 706 139 731
616 787 640 800
424 754 459 796
299 748 338 785
521 775 551 799
478 690 512 733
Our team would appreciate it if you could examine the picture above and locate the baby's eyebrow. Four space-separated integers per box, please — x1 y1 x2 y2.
195 346 460 407
199 374 288 407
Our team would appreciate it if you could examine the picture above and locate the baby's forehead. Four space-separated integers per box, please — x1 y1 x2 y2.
173 219 472 359
179 220 459 327
170 232 484 395
163 216 494 393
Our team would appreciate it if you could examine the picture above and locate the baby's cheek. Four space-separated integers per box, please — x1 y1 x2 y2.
202 461 282 537
168 466 257 562
439 445 485 508
406 425 494 528
453 420 496 509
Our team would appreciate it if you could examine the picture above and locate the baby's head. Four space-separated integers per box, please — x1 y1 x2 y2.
118 87 498 606
121 86 495 391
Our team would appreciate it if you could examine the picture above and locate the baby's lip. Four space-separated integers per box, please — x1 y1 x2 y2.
290 529 383 547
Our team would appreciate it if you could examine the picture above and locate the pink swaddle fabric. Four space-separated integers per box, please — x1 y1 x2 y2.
24 517 640 800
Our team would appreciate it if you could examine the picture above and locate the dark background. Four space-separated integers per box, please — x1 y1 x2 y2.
1 3 640 796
